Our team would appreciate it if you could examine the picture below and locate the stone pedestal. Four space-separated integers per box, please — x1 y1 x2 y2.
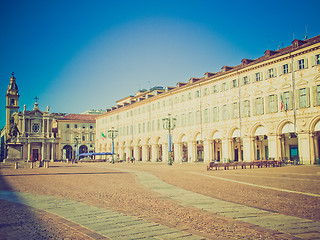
6 143 23 161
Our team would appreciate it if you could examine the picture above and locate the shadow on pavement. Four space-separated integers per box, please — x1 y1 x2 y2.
0 169 86 239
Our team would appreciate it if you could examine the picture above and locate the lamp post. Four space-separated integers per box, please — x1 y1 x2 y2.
74 135 80 162
107 127 118 164
162 114 176 165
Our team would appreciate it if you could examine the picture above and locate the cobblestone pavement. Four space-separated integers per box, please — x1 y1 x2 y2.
0 162 319 239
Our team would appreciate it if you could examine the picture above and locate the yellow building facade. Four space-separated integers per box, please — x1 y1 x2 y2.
96 35 320 164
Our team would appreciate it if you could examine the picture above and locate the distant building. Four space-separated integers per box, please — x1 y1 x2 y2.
56 114 97 160
3 73 62 161
95 35 320 164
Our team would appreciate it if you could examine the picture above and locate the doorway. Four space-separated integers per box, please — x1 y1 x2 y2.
32 149 39 161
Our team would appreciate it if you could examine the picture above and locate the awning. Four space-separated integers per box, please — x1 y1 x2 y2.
78 152 113 156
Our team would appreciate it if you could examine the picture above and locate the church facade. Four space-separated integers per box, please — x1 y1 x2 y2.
1 74 99 162
95 35 320 164
2 74 62 162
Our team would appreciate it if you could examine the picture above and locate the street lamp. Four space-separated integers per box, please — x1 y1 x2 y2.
74 135 80 162
107 127 118 164
162 114 176 165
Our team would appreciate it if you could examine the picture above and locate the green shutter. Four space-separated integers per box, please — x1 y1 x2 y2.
275 94 278 112
288 63 292 73
289 91 293 110
304 58 308 68
306 87 310 107
262 97 264 114
273 67 277 77
312 86 317 106
265 96 270 114
295 90 300 109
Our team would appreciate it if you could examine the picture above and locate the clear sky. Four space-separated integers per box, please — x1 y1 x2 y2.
1 0 319 128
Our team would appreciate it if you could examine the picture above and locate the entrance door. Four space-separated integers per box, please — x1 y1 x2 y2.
290 145 299 161
32 149 39 161
234 149 239 161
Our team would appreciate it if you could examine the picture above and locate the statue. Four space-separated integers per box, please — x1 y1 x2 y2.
8 114 20 142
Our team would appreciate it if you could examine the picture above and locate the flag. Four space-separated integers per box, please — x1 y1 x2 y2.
101 132 106 140
280 94 284 111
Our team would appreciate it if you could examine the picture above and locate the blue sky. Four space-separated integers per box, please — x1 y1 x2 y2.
1 0 319 128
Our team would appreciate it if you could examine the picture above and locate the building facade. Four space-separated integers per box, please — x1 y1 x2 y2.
56 114 96 160
3 74 61 161
96 35 320 164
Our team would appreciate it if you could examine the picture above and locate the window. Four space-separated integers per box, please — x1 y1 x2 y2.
283 64 289 74
188 112 193 125
32 123 40 133
222 82 227 91
195 90 200 98
10 99 15 105
255 72 261 82
181 114 186 126
222 104 228 120
255 97 264 115
90 125 93 129
213 107 219 122
298 59 305 70
282 91 290 110
243 76 249 85
66 124 70 129
188 93 192 100
268 68 275 78
195 110 201 124
82 125 85 129
232 102 239 118
299 88 307 108
243 100 250 117
268 94 278 113
232 79 238 88
181 95 185 102
204 88 209 96
75 124 77 128
213 85 218 93
316 54 320 65
204 109 209 123
316 85 320 106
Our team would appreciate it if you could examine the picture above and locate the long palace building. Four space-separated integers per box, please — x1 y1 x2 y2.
96 35 320 164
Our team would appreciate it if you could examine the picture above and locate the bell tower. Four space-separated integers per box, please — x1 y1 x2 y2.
5 72 20 136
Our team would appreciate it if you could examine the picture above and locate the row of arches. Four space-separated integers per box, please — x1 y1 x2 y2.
97 117 320 164
62 144 89 160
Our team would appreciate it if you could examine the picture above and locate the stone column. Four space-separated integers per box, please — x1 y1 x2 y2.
51 143 54 162
142 145 148 161
203 139 210 163
310 133 316 164
221 138 230 163
298 132 311 164
187 141 195 162
242 136 254 162
134 145 140 161
151 144 158 162
41 143 44 161
27 142 31 162
267 134 277 160
174 142 181 163
212 140 216 161
162 143 168 163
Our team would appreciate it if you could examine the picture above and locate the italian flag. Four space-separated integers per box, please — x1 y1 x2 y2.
101 132 106 140
280 94 284 111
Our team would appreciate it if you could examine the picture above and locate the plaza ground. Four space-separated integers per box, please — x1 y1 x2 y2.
0 161 319 239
